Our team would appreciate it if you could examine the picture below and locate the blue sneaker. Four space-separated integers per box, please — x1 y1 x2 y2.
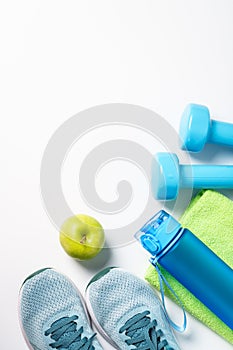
19 268 103 350
86 267 181 350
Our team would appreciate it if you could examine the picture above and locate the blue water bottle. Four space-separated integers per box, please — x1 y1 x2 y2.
135 210 233 329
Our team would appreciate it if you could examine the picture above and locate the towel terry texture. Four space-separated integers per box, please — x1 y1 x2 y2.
145 190 233 344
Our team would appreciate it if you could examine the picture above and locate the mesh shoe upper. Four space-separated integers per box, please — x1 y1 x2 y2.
86 268 181 350
19 268 103 350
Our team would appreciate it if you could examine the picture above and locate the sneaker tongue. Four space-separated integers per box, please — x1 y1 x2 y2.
129 328 148 348
119 310 153 349
44 313 97 350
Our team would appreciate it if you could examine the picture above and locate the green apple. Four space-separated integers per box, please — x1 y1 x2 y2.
59 214 105 260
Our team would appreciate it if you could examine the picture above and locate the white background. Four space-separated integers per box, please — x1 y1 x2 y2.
1 1 233 349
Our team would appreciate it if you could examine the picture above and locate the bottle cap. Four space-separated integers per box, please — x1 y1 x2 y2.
135 210 181 261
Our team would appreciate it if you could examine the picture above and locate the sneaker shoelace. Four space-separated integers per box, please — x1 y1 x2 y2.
44 315 96 350
119 310 174 350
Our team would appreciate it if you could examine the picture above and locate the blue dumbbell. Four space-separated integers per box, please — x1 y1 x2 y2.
179 103 233 152
152 152 233 200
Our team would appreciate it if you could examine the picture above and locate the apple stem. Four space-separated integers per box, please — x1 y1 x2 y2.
80 235 87 244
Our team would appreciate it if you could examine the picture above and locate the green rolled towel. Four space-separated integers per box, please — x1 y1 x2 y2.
145 190 233 344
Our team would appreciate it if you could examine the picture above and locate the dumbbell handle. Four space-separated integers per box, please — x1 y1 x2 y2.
209 120 233 147
180 165 233 188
